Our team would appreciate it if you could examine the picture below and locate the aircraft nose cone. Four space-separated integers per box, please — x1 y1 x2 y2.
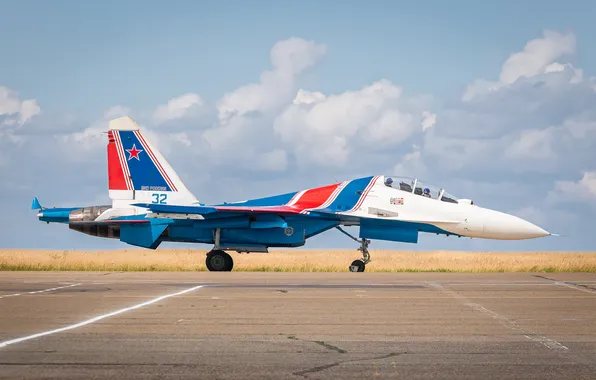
509 218 550 239
482 210 550 240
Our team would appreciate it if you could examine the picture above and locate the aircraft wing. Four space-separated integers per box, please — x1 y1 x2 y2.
133 203 306 217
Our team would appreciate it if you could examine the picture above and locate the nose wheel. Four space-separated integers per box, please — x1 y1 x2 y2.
336 227 371 273
350 259 366 272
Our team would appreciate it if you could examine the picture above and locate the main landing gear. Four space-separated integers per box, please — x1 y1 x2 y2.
336 227 371 272
205 249 234 272
206 228 234 272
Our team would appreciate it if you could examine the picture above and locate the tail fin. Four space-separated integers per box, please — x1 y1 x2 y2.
107 116 198 207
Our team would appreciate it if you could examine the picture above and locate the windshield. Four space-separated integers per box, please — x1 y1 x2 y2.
382 176 459 203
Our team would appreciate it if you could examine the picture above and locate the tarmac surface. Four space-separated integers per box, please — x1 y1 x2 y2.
0 272 595 379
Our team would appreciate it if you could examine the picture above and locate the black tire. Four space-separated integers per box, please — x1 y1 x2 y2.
206 250 234 272
349 259 366 272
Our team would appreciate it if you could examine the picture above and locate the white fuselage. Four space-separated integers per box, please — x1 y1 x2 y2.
344 176 549 240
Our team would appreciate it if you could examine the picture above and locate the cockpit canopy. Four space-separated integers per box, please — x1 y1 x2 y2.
382 176 459 204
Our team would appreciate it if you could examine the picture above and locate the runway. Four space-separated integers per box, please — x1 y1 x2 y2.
1 272 595 379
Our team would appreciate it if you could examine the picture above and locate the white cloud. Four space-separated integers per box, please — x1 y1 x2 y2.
392 146 427 178
0 86 41 136
65 106 130 150
511 206 547 226
421 28 596 185
421 111 436 131
274 79 434 167
255 149 288 172
549 171 596 205
18 99 41 124
0 87 22 116
104 105 130 120
293 89 326 105
269 37 328 76
505 128 555 159
563 116 596 139
0 87 41 146
217 38 327 124
461 79 502 102
183 37 329 175
172 132 191 147
422 131 494 172
463 30 579 102
150 38 434 177
500 30 576 84
153 93 204 124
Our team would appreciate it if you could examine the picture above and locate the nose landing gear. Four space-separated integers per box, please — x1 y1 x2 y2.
336 226 371 272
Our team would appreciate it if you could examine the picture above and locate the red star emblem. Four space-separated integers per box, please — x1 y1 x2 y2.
126 144 143 161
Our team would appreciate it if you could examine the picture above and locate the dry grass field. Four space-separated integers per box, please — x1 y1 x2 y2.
1 249 596 272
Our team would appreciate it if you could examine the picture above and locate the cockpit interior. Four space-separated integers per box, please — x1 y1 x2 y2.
383 176 459 204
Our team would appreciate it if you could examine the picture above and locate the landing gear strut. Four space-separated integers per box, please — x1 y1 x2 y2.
336 227 371 272
205 249 234 272
205 228 234 272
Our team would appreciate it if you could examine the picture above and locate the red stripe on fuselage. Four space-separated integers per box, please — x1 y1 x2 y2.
107 131 128 190
311 181 347 210
291 182 342 210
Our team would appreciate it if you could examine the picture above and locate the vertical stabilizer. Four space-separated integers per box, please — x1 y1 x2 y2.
107 116 198 208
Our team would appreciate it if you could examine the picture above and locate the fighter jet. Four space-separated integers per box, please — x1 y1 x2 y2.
32 116 552 272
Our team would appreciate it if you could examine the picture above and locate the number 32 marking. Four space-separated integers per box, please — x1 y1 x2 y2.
152 193 167 204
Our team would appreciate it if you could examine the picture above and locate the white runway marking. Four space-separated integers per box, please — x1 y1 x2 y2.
27 283 82 294
0 293 21 299
427 282 569 351
0 284 204 349
0 283 81 300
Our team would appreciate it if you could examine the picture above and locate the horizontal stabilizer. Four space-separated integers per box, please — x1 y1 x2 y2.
31 197 42 210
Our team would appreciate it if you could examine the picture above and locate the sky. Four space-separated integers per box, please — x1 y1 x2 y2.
1 0 595 252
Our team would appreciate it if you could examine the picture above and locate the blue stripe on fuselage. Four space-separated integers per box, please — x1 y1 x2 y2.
118 131 172 192
325 176 374 212
361 217 462 237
